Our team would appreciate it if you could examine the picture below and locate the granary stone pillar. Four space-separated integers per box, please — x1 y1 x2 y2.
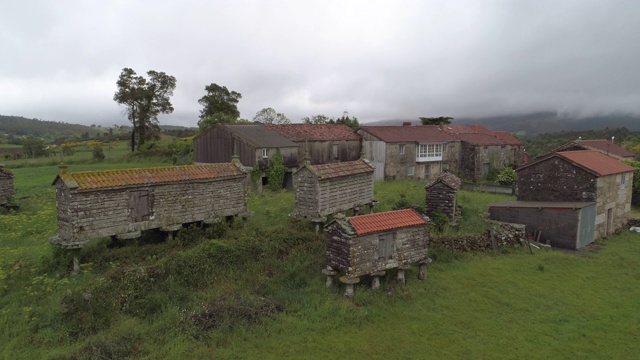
370 271 386 290
321 266 338 288
397 265 410 284
417 258 433 281
160 224 183 241
71 256 80 276
339 276 360 297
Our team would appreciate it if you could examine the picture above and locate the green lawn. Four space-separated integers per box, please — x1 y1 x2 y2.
1 171 639 359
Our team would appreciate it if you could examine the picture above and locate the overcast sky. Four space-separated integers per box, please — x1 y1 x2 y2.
2 0 639 127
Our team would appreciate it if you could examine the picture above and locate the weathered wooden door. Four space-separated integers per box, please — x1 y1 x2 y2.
365 141 385 180
130 190 150 222
577 204 596 248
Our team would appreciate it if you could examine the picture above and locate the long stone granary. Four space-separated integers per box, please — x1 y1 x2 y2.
50 162 248 248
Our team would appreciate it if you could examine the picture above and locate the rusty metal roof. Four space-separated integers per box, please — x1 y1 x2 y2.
359 125 522 146
519 150 635 177
266 124 360 141
54 163 245 191
349 208 428 235
574 139 635 158
311 159 374 179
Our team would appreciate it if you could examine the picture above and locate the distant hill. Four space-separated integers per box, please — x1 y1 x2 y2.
364 112 640 137
0 115 94 138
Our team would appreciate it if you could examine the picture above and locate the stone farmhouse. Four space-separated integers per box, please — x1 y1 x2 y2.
358 124 524 181
490 150 634 248
266 124 362 165
0 165 15 206
324 208 430 295
293 158 375 221
555 138 636 161
50 163 248 248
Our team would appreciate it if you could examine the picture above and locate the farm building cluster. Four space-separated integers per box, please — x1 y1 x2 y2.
29 121 636 294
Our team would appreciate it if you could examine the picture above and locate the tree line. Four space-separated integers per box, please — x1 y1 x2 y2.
113 68 361 152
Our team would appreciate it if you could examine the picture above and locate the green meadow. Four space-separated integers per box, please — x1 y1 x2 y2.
1 157 639 359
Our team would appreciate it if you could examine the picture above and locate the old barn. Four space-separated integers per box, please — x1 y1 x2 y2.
324 208 430 279
293 158 375 220
0 165 15 206
50 163 248 248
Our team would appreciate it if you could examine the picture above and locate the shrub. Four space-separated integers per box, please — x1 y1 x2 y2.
392 193 413 210
92 145 105 161
267 148 286 192
496 167 516 186
430 209 449 233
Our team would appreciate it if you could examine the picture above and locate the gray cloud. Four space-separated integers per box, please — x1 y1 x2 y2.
1 0 639 127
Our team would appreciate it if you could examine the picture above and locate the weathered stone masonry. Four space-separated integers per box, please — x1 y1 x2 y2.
0 165 14 206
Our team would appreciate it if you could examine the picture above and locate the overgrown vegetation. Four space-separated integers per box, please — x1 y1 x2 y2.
2 164 640 358
266 148 287 191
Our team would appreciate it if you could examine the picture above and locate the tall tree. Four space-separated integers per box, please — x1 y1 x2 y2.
335 111 360 130
419 116 453 126
197 83 242 130
302 114 331 124
253 107 290 124
113 68 176 152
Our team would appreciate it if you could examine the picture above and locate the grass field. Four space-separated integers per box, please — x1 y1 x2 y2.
1 164 639 359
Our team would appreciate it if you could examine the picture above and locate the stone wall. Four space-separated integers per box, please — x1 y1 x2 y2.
54 177 247 248
325 222 429 278
594 172 633 238
0 177 14 205
293 167 319 218
431 221 525 252
516 157 597 202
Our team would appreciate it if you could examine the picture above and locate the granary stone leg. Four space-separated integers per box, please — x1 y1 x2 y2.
397 266 410 284
321 266 338 288
417 258 433 281
339 276 360 297
370 271 386 290
160 224 183 241
71 256 80 276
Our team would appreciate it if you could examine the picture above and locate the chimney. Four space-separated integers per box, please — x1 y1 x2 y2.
402 122 411 126
58 162 68 175
611 136 615 143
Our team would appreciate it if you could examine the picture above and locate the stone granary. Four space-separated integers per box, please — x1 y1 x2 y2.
0 165 15 207
324 208 430 296
50 163 248 248
425 171 462 222
293 158 375 222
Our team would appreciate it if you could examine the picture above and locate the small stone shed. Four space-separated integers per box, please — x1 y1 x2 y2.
0 165 15 206
425 171 462 221
324 208 430 279
50 163 248 248
293 159 375 220
489 201 596 250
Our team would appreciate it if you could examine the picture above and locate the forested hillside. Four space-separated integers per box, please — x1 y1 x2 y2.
0 115 95 138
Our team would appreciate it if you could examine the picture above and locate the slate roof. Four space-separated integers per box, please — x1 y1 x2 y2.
266 124 360 141
0 166 13 179
223 124 297 148
359 125 522 146
574 139 635 159
348 208 428 235
518 150 635 177
308 159 374 179
425 172 462 190
53 163 245 191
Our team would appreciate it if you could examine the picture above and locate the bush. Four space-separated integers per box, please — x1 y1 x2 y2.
430 209 449 233
267 148 286 192
92 145 105 161
392 193 413 210
496 167 516 186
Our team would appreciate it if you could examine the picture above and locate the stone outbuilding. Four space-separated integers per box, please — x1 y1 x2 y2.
50 162 248 248
503 150 635 243
425 171 462 221
324 209 430 295
293 158 375 221
0 165 15 207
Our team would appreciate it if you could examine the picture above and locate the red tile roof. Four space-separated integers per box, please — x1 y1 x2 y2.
312 159 374 179
349 209 428 235
575 139 635 158
55 163 245 190
520 150 635 177
359 125 522 145
555 150 635 176
266 124 360 141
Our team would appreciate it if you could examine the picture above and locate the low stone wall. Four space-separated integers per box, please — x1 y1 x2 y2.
431 221 525 252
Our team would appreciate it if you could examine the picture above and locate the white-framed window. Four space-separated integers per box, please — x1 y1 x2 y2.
407 166 415 177
621 173 627 185
262 148 268 158
416 143 444 162
399 144 405 155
